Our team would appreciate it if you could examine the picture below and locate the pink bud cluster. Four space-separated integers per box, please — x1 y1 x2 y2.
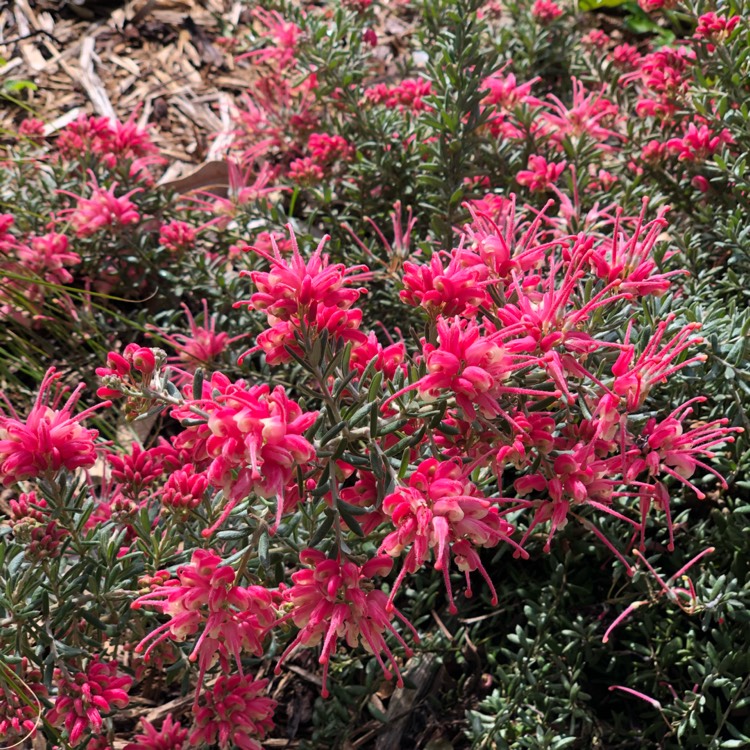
47 658 131 746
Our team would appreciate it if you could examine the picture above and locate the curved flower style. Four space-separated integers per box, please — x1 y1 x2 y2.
57 176 141 238
276 549 419 698
190 675 276 750
123 714 188 750
132 550 276 692
0 368 105 486
47 658 131 746
237 225 370 323
380 458 523 613
612 316 706 410
171 372 318 535
384 317 558 420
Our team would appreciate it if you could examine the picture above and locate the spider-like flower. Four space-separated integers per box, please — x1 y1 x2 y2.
612 316 706 410
132 550 276 693
171 372 318 535
276 550 419 697
57 176 141 238
384 317 557 420
237 225 370 323
516 154 567 192
400 246 489 317
149 300 247 373
123 714 188 750
0 368 104 486
380 458 524 613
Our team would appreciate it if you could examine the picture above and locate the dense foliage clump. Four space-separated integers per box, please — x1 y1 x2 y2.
1 0 749 748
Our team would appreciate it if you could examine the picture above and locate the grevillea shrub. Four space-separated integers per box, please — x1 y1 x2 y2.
1 0 750 748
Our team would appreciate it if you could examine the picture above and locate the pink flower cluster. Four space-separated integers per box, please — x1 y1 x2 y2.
238 226 373 365
56 113 160 170
275 549 419 697
58 176 141 238
364 78 434 112
0 659 47 745
189 675 276 750
47 658 131 746
170 372 318 534
380 458 521 613
0 368 104 486
132 550 276 689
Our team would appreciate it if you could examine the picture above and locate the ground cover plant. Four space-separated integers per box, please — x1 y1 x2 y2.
1 0 749 748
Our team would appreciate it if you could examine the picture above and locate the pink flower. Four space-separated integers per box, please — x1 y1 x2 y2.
691 174 710 192
107 442 165 499
541 78 621 151
581 29 609 48
640 140 667 163
380 458 524 613
638 0 677 12
307 133 353 165
159 464 208 516
124 715 188 750
694 12 741 50
58 177 141 238
349 331 407 381
275 550 418 697
463 195 550 281
189 675 276 750
612 317 707 410
171 373 318 534
385 316 558 420
611 43 642 70
159 220 196 254
364 78 433 112
482 71 542 110
250 304 368 366
56 113 158 168
586 202 682 297
0 368 104 486
363 28 378 46
19 117 45 141
666 123 734 162
132 550 276 691
624 398 742 549
400 246 489 317
532 0 563 23
15 232 80 285
238 8 301 70
149 299 246 373
95 344 163 400
238 225 369 323
47 658 131 746
516 154 567 192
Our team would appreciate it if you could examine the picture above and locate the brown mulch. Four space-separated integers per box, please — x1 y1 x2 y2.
0 0 251 179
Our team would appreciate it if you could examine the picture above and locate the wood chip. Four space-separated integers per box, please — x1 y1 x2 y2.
77 35 116 120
